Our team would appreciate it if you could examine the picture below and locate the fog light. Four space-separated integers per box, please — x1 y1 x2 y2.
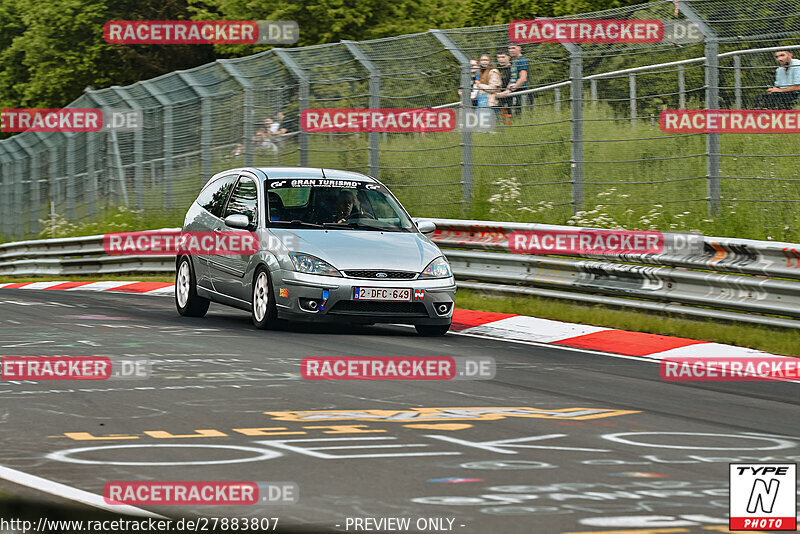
434 302 453 315
299 298 319 312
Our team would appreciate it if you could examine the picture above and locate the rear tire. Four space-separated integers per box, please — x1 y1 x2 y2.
175 256 210 318
252 267 278 329
415 323 451 337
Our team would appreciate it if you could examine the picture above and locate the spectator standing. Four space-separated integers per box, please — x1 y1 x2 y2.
498 44 529 116
754 50 800 109
495 50 513 124
475 53 502 110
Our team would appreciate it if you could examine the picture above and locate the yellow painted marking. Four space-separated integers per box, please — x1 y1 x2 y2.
265 407 641 422
63 432 139 441
232 427 306 436
303 425 386 434
143 429 228 439
403 423 473 430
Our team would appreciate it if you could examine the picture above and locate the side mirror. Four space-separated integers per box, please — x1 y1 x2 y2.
415 219 436 235
224 214 251 229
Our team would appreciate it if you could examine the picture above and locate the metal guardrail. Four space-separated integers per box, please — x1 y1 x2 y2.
1 220 799 329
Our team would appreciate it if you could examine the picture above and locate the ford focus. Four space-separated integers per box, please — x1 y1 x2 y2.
175 167 456 336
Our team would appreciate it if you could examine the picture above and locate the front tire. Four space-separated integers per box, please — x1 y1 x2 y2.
252 267 278 329
415 323 451 337
175 256 210 318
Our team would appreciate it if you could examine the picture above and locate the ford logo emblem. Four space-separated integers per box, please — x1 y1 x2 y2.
375 272 388 278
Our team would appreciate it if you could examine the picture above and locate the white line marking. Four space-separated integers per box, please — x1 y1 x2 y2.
0 464 167 519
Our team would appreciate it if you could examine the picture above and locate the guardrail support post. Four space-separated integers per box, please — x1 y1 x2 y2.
343 40 381 180
141 80 175 210
563 43 584 213
590 79 597 108
431 29 473 214
678 65 686 109
274 50 310 167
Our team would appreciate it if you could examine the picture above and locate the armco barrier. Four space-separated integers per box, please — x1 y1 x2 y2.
1 220 798 329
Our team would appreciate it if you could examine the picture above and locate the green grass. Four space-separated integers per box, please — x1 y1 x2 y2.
456 288 800 357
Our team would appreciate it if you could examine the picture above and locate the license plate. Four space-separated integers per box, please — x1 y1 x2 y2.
354 287 411 301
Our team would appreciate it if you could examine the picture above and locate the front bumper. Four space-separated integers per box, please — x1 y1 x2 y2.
272 269 456 325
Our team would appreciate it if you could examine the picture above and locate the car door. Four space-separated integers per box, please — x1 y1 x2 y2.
190 174 238 290
207 174 260 300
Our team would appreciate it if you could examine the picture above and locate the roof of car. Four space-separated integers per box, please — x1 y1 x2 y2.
252 167 377 182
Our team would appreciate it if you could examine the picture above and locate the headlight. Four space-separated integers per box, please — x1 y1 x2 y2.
419 256 452 279
289 253 341 277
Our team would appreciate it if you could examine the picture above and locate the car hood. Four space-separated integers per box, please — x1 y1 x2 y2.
269 229 442 271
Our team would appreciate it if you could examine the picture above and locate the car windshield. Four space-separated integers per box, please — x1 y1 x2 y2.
265 178 415 232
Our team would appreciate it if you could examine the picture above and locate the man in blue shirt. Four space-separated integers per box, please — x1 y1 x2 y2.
497 45 530 116
754 50 800 109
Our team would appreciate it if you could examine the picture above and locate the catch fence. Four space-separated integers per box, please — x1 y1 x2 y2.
0 0 798 242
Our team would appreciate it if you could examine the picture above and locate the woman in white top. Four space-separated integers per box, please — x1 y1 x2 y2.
475 53 502 108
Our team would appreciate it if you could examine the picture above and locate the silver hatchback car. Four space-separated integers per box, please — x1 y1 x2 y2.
175 167 456 336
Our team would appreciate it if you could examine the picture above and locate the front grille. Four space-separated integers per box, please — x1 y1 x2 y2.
328 300 428 317
343 270 417 280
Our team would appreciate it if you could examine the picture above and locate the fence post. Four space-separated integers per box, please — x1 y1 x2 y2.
64 133 76 221
4 142 25 238
430 29 473 212
13 137 39 235
342 40 381 180
678 65 686 109
110 87 144 210
176 71 212 186
141 80 174 210
0 144 9 239
274 49 309 167
678 0 720 215
563 43 584 214
733 54 742 109
218 60 255 167
555 87 561 114
629 73 637 127
590 79 598 108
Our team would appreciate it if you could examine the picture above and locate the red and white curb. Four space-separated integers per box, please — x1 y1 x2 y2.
449 308 783 359
0 280 788 359
0 280 174 296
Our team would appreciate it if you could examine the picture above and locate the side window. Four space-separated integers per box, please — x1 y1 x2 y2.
225 177 259 224
196 175 237 218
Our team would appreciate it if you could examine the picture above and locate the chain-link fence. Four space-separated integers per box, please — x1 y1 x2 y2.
1 0 799 242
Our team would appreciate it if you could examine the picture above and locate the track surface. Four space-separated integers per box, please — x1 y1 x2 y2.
0 289 798 533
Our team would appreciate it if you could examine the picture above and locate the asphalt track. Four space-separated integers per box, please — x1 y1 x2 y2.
0 288 799 534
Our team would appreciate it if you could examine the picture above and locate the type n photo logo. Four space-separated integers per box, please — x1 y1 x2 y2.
730 463 796 531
